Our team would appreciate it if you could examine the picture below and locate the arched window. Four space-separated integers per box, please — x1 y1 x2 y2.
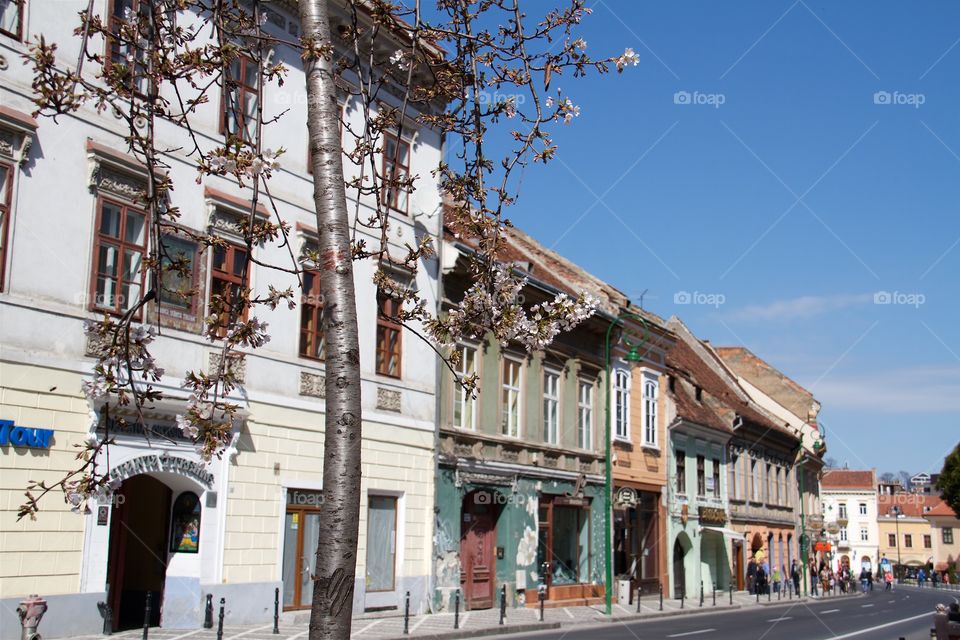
170 492 201 553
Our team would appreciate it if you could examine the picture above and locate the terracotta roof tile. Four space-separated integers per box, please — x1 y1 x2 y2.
877 494 942 517
821 469 876 490
925 501 959 517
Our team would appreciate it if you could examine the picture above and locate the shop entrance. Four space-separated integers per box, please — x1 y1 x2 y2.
733 540 744 590
282 488 323 610
106 475 172 631
461 489 498 610
672 539 686 599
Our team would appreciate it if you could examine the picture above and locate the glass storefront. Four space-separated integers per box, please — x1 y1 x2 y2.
537 495 591 586
282 489 323 609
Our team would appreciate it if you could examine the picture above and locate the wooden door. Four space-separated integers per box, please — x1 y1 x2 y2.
461 493 495 610
733 541 744 591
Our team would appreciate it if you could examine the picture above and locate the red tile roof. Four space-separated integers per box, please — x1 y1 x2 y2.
665 338 731 433
877 493 942 517
925 501 959 517
821 469 876 490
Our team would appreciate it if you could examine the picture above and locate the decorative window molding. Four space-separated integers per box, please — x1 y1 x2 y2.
376 387 401 412
204 186 268 242
612 367 630 442
0 105 37 166
299 371 326 398
86 139 149 202
208 351 246 384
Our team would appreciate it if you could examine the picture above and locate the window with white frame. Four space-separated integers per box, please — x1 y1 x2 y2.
729 452 740 500
750 458 761 502
577 380 593 450
840 528 848 542
543 368 560 445
613 368 630 440
642 372 659 447
501 357 522 437
453 344 477 430
838 503 848 519
860 527 869 542
859 502 867 516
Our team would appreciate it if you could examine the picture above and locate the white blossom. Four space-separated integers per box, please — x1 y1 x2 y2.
616 47 640 72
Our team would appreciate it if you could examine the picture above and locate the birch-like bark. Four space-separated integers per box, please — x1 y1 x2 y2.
299 1 363 638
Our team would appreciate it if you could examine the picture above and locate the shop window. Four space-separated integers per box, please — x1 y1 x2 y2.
453 344 477 430
0 0 21 40
375 290 402 377
91 198 147 316
299 270 325 360
542 368 559 444
0 162 11 291
539 495 591 586
613 368 629 440
501 357 522 437
157 234 199 315
365 495 397 592
169 492 201 553
923 534 932 548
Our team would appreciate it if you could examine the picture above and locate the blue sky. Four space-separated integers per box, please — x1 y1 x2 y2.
475 1 959 475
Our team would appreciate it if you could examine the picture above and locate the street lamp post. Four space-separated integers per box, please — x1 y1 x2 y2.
890 506 902 577
604 313 647 616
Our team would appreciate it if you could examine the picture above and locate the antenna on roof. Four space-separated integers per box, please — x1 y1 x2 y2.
639 289 648 310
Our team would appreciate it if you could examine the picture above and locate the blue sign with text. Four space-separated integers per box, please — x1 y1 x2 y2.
0 420 55 449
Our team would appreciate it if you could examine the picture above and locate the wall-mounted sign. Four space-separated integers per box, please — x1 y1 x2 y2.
698 506 727 525
705 477 715 492
615 486 638 508
814 541 832 552
0 420 54 449
106 453 214 489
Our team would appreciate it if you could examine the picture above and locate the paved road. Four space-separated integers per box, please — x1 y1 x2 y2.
503 585 960 640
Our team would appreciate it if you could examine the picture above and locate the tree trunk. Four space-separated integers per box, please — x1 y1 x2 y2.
299 1 363 639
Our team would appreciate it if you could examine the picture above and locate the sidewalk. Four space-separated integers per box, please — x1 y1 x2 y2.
63 589 868 640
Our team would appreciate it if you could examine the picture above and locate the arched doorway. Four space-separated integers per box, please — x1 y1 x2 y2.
106 475 172 630
672 534 691 600
460 489 500 610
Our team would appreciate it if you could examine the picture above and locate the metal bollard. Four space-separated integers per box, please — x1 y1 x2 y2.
100 598 113 636
454 590 460 629
143 591 151 640
403 591 410 635
768 585 771 602
204 594 213 629
699 582 703 607
499 585 506 626
681 585 684 609
636 588 641 613
273 588 280 634
17 594 48 640
712 586 716 607
729 582 733 606
539 586 545 622
659 583 663 611
778 585 781 601
216 598 225 640
756 587 760 604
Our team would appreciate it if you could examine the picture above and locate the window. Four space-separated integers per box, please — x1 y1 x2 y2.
223 55 259 143
924 534 932 549
944 528 954 544
382 132 410 213
765 463 772 504
0 0 22 40
542 368 559 444
613 369 630 440
375 292 402 377
299 270 324 360
859 503 867 516
729 452 740 500
696 455 705 496
0 162 11 291
157 234 198 314
577 381 593 450
501 358 522 437
860 527 869 542
838 503 848 520
92 198 147 315
453 344 477 430
107 0 151 94
750 459 760 502
365 495 397 592
904 534 913 548
840 528 848 542
538 495 591 586
642 374 658 447
209 241 249 334
169 492 201 553
712 458 721 498
888 533 896 547
676 450 686 494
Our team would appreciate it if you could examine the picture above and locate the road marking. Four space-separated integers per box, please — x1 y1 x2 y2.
563 607 574 619
409 615 429 633
815 611 931 639
767 616 793 622
820 609 839 613
227 625 274 640
167 631 202 640
350 619 382 637
860 603 874 608
667 631 716 638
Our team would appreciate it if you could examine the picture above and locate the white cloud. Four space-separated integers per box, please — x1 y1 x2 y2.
725 293 873 322
810 366 960 413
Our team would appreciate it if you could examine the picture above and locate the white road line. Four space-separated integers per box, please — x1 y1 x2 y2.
860 603 874 608
409 615 429 633
667 630 716 638
227 625 274 640
815 611 931 639
167 630 203 640
287 631 308 640
820 609 839 614
563 607 574 619
767 616 792 622
350 619 382 637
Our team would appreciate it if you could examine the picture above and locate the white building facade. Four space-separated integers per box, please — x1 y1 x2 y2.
0 1 442 637
820 470 879 574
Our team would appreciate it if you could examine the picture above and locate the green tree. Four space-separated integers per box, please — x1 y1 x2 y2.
937 442 960 515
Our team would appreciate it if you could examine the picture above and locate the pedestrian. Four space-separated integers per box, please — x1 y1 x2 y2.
859 568 868 593
747 558 757 595
884 569 893 591
933 570 941 589
867 568 874 592
791 560 801 595
810 566 819 596
918 568 926 587
772 566 781 594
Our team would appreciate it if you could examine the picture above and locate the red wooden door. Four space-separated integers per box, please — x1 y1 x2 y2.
461 494 495 610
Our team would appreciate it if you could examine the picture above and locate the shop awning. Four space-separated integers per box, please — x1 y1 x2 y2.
700 526 745 540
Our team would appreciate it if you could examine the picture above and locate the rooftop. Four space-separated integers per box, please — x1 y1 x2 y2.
821 469 876 490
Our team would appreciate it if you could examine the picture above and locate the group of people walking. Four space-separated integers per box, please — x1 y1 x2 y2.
745 558 803 596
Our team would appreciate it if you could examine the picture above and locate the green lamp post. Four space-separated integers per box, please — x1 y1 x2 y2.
604 313 648 615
